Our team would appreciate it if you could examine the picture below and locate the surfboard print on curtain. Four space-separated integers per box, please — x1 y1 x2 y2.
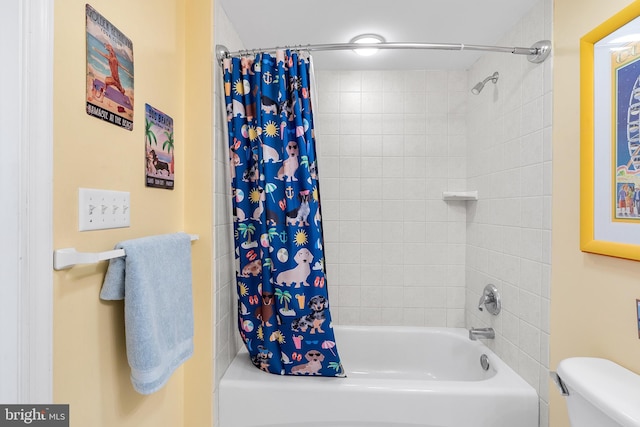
223 51 344 377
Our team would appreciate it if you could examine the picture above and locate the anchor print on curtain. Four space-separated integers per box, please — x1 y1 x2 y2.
223 51 344 377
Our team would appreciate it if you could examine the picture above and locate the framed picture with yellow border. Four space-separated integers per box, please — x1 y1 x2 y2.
581 1 640 261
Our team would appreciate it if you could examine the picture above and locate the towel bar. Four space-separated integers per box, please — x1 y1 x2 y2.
53 234 199 270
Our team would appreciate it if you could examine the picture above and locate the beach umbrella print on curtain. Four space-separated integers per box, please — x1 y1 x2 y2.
223 51 344 377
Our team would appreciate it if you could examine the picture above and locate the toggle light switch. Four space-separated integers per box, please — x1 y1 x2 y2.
79 188 131 231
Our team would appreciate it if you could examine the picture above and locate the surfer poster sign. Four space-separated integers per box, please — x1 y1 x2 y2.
85 4 134 130
581 4 640 261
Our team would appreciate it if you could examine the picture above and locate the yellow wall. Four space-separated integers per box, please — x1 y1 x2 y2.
551 0 640 425
183 0 214 425
53 1 212 426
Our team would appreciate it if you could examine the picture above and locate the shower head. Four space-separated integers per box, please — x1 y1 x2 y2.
471 71 499 95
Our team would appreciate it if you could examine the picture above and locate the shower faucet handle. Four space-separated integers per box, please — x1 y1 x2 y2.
477 284 501 315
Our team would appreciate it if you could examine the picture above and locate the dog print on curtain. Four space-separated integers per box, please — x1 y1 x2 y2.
223 51 344 377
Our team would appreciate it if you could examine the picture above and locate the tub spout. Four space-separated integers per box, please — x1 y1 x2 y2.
469 327 495 340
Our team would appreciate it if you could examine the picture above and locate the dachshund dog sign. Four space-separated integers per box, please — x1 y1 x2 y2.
145 104 175 190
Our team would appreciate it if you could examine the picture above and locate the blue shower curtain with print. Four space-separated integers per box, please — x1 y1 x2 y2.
223 51 344 377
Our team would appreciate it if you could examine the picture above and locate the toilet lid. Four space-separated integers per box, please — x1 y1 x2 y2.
557 357 640 427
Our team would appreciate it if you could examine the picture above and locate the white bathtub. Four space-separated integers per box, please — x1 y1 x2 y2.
219 325 538 427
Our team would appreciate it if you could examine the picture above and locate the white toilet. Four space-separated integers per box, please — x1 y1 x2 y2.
555 357 640 427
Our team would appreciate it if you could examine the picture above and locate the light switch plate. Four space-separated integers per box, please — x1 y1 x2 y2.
79 188 130 231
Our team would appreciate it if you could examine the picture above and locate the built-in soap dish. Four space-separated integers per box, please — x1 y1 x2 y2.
442 191 478 201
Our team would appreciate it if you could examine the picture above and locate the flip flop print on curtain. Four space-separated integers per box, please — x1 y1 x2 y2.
223 51 344 377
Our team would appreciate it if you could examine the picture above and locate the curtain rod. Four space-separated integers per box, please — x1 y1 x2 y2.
216 40 551 64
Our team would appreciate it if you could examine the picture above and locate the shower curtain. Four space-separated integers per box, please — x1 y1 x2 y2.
223 51 344 377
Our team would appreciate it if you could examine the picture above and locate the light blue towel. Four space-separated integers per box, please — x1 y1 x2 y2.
100 232 194 395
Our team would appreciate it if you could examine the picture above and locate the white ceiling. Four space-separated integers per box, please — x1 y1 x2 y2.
218 0 541 70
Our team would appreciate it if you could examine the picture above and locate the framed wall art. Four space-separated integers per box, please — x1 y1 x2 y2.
581 1 640 261
86 4 134 130
145 104 175 190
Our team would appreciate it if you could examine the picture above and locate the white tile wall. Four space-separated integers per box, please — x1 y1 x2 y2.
465 1 552 426
212 4 244 427
213 2 551 427
315 69 468 328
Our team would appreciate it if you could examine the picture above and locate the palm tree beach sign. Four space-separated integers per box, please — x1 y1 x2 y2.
145 104 175 190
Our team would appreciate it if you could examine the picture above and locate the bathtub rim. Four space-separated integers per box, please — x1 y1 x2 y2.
221 324 538 394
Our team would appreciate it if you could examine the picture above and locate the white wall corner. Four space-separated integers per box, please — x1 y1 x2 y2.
19 0 54 404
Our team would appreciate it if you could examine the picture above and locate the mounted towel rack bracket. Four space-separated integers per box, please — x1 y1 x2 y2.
53 234 199 271
53 248 125 271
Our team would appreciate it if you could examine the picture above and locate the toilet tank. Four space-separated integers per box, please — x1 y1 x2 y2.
557 358 640 427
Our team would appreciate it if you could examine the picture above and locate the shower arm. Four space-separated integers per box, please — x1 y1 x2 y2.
216 40 551 64
480 72 499 85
